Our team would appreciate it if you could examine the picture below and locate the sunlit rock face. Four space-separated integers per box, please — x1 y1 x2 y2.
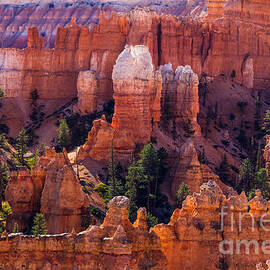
112 45 162 146
76 114 136 163
77 46 162 163
0 0 206 49
77 70 99 115
206 0 225 21
153 181 270 270
6 149 90 234
0 196 167 270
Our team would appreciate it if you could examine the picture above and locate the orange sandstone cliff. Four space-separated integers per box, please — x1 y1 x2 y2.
1 2 270 104
112 44 162 146
0 196 167 270
5 148 91 234
153 181 270 270
3 181 270 269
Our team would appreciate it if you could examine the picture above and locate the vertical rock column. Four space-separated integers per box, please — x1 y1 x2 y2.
40 150 89 234
160 63 201 136
77 70 98 114
112 45 162 146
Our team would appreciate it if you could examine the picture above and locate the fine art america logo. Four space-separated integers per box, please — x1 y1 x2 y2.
219 199 270 255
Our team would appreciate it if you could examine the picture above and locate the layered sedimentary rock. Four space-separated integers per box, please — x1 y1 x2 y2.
153 181 270 270
77 115 135 163
5 181 270 269
0 14 127 101
40 150 90 234
224 0 270 25
207 0 270 25
27 27 45 49
160 63 201 136
78 47 203 164
0 0 206 49
112 45 162 146
6 148 90 234
1 3 270 110
171 139 234 197
77 70 98 114
5 167 46 232
206 0 225 21
0 196 167 270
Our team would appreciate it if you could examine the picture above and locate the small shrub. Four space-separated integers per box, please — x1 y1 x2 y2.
94 183 110 203
0 88 6 98
146 213 158 229
176 183 190 208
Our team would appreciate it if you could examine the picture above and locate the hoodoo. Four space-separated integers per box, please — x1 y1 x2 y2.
1 0 270 269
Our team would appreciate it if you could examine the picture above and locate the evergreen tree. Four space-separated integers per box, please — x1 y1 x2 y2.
0 163 9 211
157 147 168 181
125 164 148 222
57 119 71 151
218 155 230 184
229 113 235 127
30 89 39 102
238 158 253 192
255 142 262 172
94 183 110 204
0 88 6 98
237 101 248 117
172 119 177 140
237 129 249 152
254 95 262 131
14 129 29 168
176 183 191 208
31 213 47 236
0 135 9 155
146 213 158 229
108 141 123 198
140 143 159 211
198 148 207 164
247 168 270 200
263 110 270 136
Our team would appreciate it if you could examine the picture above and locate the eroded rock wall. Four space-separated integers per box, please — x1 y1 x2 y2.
5 148 90 234
0 196 167 270
4 181 270 270
153 181 270 270
160 63 201 136
1 4 270 106
112 45 162 146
